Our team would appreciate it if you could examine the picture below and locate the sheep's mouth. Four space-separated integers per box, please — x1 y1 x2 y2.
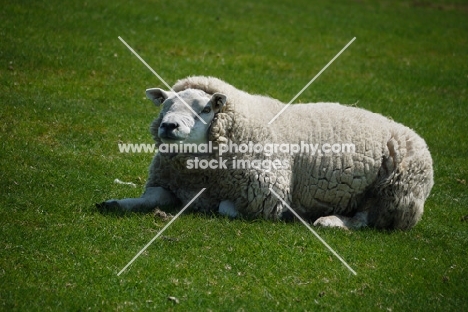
159 135 186 143
158 129 187 143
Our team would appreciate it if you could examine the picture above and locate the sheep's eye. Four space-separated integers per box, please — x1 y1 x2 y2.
201 107 211 114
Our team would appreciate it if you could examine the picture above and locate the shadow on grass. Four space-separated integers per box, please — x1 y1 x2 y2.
94 199 409 235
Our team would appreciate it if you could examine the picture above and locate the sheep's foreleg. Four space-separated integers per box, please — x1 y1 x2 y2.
218 200 238 218
97 187 179 213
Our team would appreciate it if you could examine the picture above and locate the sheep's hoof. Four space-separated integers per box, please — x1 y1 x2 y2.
96 200 123 213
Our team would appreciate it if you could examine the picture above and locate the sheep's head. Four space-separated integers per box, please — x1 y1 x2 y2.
146 88 227 146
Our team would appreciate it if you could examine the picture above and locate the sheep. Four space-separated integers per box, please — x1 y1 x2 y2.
98 76 434 230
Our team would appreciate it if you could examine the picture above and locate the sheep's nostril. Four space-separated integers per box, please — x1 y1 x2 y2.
160 122 178 131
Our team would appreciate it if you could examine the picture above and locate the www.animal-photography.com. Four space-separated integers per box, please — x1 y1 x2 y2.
2 0 467 310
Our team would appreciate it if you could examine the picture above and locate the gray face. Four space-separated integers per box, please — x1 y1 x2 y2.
146 88 227 144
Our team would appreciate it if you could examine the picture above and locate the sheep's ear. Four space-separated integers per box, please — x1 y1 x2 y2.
146 88 170 106
211 93 227 112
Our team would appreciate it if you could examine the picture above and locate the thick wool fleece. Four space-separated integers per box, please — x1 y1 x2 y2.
146 76 433 230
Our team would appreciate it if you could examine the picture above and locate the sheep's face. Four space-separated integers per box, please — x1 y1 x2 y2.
146 88 227 145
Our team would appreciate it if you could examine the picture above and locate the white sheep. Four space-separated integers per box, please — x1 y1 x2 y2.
98 76 434 230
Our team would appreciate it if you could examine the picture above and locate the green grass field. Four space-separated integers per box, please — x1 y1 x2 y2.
1 0 467 310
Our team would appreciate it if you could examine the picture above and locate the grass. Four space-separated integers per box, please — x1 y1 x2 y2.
1 0 467 310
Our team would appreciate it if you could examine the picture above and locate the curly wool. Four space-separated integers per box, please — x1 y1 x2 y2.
146 76 433 229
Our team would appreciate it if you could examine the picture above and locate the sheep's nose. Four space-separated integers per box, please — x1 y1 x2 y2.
160 122 178 131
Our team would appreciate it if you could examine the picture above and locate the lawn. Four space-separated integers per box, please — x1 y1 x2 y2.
1 0 467 310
